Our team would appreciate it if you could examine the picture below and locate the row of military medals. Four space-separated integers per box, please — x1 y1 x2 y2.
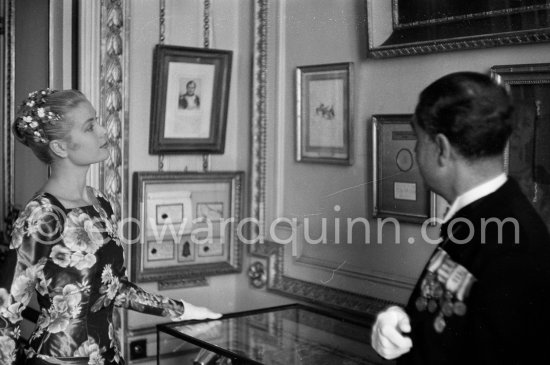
415 248 475 333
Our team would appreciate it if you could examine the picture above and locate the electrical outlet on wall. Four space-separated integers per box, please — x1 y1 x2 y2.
129 339 147 360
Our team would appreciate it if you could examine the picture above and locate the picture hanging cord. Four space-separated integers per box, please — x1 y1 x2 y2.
157 0 212 172
202 0 211 172
159 0 166 45
158 0 166 172
203 0 210 49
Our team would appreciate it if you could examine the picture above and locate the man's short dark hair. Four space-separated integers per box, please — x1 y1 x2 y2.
414 72 514 159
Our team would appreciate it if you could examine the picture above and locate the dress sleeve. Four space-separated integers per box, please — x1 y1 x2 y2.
86 187 186 320
113 277 185 319
0 197 62 365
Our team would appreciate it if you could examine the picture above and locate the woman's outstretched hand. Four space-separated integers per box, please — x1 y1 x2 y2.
172 300 222 321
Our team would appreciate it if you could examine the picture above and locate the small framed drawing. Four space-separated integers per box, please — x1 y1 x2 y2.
296 62 353 165
131 171 244 282
372 114 436 224
149 45 232 154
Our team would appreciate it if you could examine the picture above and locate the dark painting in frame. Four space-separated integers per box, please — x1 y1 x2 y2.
366 0 550 58
149 45 232 154
372 114 436 224
491 63 550 232
131 171 244 283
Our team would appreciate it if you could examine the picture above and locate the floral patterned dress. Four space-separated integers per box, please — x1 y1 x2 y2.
0 187 185 365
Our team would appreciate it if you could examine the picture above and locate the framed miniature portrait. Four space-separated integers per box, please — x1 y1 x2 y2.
372 114 436 224
131 171 244 283
149 45 232 154
296 62 353 165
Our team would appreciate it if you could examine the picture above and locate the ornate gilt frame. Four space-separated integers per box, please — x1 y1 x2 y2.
366 0 550 58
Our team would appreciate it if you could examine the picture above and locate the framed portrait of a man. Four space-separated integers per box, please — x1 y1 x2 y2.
149 45 232 153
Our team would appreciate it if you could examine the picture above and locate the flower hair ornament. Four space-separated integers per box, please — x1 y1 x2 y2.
15 89 61 145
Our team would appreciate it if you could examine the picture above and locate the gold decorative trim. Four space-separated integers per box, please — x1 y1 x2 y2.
250 0 268 256
101 0 125 220
370 33 550 58
100 0 128 362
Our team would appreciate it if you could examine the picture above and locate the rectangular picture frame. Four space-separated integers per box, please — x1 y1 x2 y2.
131 171 244 282
491 63 550 233
149 45 232 154
296 62 353 165
372 114 436 224
366 0 550 58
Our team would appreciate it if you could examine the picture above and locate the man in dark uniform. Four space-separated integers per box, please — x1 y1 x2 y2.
371 72 550 364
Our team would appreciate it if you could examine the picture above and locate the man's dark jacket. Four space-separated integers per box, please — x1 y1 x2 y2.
399 178 550 365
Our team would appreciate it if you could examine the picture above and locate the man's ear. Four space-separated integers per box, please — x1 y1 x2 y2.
49 139 68 158
434 133 452 166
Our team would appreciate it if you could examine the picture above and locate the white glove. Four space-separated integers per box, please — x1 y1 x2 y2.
371 306 413 360
172 300 222 321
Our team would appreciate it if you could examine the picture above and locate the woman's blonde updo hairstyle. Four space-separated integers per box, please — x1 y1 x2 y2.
12 89 89 164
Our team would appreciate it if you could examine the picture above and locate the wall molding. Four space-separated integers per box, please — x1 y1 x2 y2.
100 0 126 221
264 242 395 316
99 0 129 361
295 255 416 289
250 0 268 253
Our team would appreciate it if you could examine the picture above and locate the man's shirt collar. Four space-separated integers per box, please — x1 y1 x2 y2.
443 173 507 223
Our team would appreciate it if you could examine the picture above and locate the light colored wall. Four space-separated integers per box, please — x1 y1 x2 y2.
125 0 550 361
263 0 550 305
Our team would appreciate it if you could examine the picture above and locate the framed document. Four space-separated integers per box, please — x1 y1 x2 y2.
131 171 244 282
372 114 436 224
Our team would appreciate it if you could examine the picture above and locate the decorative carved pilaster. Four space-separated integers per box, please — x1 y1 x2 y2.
101 0 125 220
250 0 268 255
100 0 127 361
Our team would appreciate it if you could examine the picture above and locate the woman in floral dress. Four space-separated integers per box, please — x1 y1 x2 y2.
0 89 220 365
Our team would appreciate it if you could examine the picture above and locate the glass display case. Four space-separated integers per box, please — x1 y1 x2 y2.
157 304 388 365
